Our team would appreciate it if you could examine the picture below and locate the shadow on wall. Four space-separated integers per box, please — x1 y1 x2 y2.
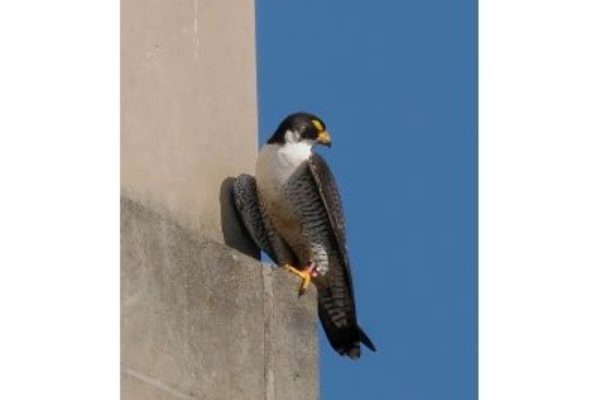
219 177 260 260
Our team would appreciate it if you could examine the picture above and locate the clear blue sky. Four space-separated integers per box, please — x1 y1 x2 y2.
255 1 477 399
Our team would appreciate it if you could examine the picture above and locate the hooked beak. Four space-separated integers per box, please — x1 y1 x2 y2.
317 131 332 148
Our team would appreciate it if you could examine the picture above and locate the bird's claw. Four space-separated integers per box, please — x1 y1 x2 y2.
284 262 319 296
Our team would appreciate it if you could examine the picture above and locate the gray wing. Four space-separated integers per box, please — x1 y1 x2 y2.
307 153 375 357
307 154 353 293
232 174 276 262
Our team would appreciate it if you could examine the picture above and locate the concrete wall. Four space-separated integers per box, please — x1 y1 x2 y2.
121 0 258 245
121 0 319 399
121 198 318 400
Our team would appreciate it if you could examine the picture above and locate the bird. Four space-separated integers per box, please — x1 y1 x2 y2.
232 112 375 359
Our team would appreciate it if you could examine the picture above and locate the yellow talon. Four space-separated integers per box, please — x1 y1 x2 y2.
284 264 313 296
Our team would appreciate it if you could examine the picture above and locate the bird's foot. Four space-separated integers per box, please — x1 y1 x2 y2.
284 261 319 296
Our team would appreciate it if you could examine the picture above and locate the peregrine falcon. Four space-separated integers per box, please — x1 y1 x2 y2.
233 112 375 359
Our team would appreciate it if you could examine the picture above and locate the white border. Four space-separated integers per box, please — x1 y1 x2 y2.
0 1 119 398
480 0 600 398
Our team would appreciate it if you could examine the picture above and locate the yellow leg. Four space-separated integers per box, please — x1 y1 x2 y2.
284 264 314 296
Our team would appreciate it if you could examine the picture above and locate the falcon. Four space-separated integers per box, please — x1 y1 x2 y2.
233 112 375 359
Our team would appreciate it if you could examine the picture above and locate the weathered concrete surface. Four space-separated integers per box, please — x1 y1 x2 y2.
121 0 258 244
121 197 318 400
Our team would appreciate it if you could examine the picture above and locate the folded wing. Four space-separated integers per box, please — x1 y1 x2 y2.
232 174 277 262
308 154 376 358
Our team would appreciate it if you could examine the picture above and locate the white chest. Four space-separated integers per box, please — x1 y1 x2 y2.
255 143 312 199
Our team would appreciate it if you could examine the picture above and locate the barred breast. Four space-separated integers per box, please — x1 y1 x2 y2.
256 143 334 275
279 165 333 275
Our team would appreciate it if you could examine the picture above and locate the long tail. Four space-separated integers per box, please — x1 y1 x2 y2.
317 288 376 359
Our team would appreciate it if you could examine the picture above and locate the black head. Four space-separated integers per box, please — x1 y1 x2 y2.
267 112 331 148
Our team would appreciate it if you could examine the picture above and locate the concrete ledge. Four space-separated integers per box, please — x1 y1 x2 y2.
121 197 318 400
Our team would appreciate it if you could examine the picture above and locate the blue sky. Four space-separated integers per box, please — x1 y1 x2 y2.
256 1 477 399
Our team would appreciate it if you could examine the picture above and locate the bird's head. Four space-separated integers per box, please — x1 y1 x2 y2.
267 112 331 148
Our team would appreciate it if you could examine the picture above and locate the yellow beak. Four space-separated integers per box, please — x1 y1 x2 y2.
317 131 332 147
